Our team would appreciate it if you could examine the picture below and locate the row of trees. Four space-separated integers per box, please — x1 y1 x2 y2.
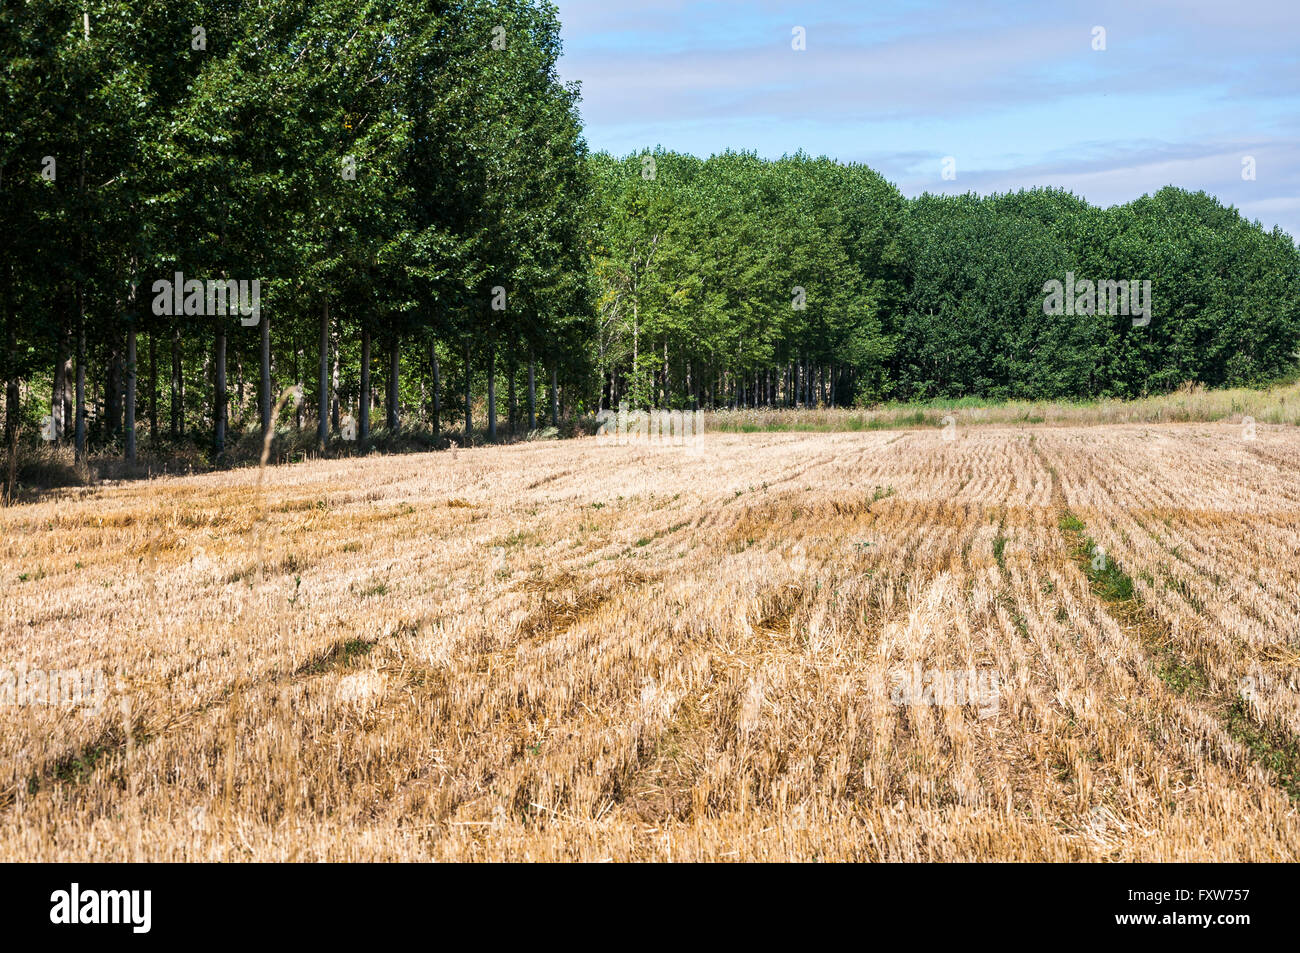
894 186 1300 399
591 150 1300 406
4 2 1300 488
590 150 905 409
2 0 591 477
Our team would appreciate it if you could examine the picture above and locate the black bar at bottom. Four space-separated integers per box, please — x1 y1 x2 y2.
0 861 1281 941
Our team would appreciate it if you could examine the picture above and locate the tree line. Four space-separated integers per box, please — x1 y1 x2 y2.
592 150 1300 407
4 1 1300 493
2 0 591 481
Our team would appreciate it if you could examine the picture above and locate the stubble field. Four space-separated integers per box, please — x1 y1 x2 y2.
2 422 1299 861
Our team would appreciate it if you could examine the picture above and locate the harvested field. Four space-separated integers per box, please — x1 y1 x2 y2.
2 423 1299 860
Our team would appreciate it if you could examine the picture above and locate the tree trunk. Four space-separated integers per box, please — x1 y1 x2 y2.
260 312 272 436
430 342 440 438
106 340 123 441
170 327 182 438
487 345 496 441
3 299 18 505
387 334 399 431
527 355 536 430
148 330 158 441
53 315 70 442
463 341 472 446
74 302 86 463
175 329 185 436
359 323 371 442
213 326 226 456
550 364 559 427
661 340 668 405
508 354 517 436
330 335 340 434
318 301 330 450
125 324 137 460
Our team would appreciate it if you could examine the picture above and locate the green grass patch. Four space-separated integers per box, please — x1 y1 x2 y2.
1057 511 1086 535
1224 699 1300 802
297 637 376 676
1060 509 1300 802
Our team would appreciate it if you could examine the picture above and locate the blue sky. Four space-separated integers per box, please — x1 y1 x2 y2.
553 0 1300 243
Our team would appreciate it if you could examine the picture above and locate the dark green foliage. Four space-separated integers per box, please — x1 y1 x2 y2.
1 0 590 473
892 186 1300 400
590 160 1299 410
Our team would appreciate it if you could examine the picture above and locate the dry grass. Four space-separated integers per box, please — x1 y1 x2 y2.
709 379 1300 433
2 420 1299 860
